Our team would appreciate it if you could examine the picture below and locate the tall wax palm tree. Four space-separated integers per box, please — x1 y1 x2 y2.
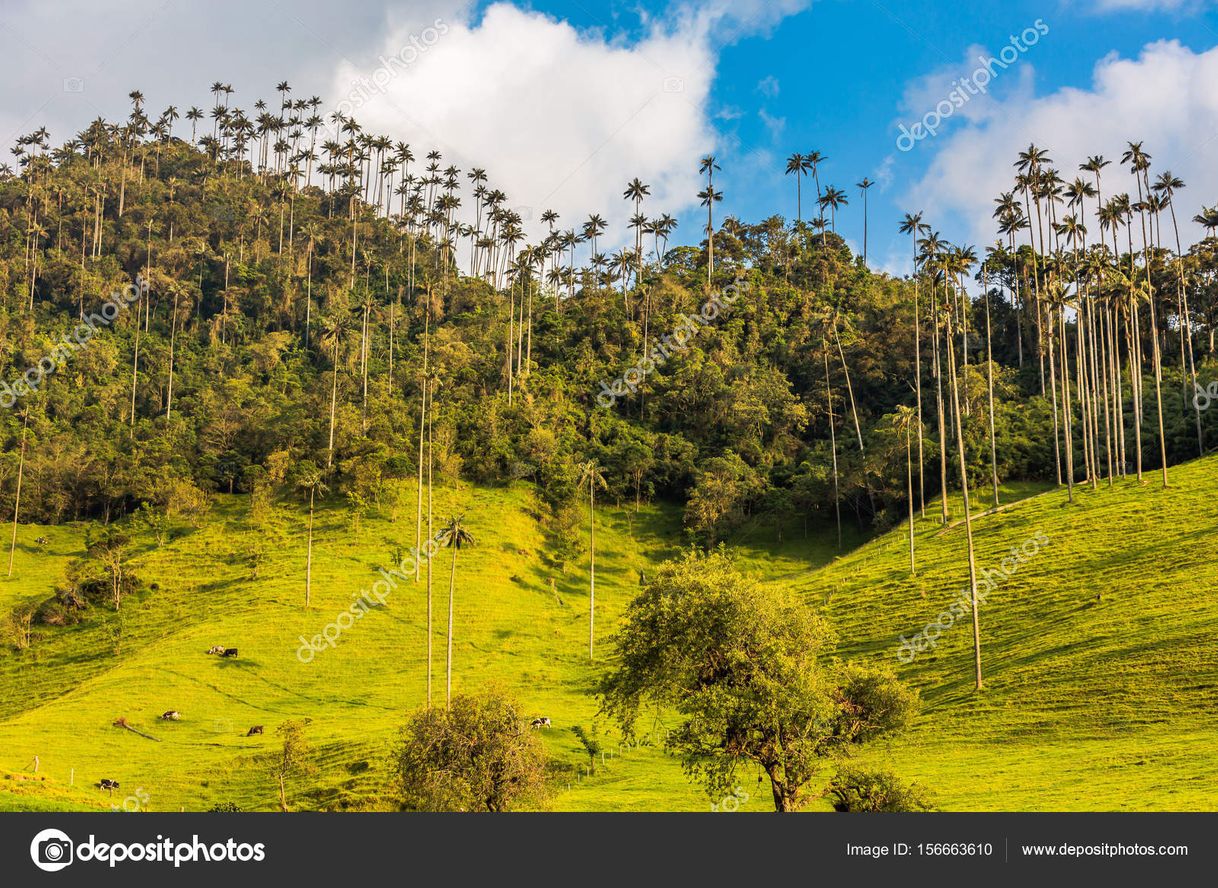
414 300 431 581
824 340 842 550
623 177 650 284
319 310 350 470
582 214 607 265
1122 141 1169 487
425 372 437 707
6 410 29 578
785 153 810 223
899 211 927 516
806 150 826 219
1153 170 1204 454
185 106 203 144
942 277 984 690
698 155 721 288
436 516 474 707
919 230 951 523
577 461 607 660
1193 205 1218 238
892 405 918 575
817 186 848 241
297 464 328 608
856 177 874 265
981 252 1001 507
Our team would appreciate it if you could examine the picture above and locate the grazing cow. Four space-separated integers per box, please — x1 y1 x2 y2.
206 645 226 655
220 648 238 658
34 536 49 547
160 710 181 721
246 725 263 736
98 779 120 793
530 717 551 729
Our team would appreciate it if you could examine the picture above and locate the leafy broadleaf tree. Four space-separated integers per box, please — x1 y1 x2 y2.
392 692 547 812
600 551 918 812
272 719 316 812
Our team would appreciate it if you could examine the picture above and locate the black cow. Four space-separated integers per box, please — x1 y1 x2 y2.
246 725 263 736
98 779 120 793
220 648 238 658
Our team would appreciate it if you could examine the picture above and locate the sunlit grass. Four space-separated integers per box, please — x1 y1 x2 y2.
0 457 1215 810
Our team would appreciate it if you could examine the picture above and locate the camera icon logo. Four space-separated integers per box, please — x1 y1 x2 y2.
63 77 85 93
30 828 74 872
663 76 684 93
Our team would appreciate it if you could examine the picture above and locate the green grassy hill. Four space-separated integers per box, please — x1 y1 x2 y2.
0 458 1215 812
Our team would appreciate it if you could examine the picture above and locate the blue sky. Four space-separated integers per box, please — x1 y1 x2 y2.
4 0 1218 273
507 0 1218 271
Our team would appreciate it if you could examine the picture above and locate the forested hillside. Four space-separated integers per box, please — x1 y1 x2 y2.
2 84 1217 811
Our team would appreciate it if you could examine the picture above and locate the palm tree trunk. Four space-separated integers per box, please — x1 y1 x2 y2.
305 487 315 607
426 382 434 708
166 290 178 418
1128 295 1144 481
129 304 142 428
824 346 842 549
984 273 999 508
7 413 28 578
1059 309 1074 502
1047 306 1063 486
415 313 429 581
446 545 457 707
588 484 596 661
913 269 926 517
1147 296 1170 487
833 324 865 453
932 304 949 524
906 427 915 575
945 299 983 691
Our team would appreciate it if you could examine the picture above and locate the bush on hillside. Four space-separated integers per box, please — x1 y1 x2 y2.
825 767 935 812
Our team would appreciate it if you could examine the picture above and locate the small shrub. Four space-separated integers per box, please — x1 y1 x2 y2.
825 767 934 812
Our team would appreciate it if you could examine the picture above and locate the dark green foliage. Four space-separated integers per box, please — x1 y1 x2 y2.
1 101 1215 553
600 550 918 811
570 724 602 774
391 692 548 812
826 767 935 812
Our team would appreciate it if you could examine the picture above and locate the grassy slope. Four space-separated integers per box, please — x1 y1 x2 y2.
798 459 1218 811
0 460 1214 812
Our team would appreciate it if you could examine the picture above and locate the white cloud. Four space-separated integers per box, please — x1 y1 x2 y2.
1091 0 1210 11
905 39 1218 251
758 108 787 141
0 0 812 250
756 75 780 98
331 1 810 246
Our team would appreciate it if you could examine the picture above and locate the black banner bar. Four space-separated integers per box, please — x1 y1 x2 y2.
5 813 1215 886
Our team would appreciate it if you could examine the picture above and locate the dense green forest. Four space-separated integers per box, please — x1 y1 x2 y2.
2 85 1216 582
